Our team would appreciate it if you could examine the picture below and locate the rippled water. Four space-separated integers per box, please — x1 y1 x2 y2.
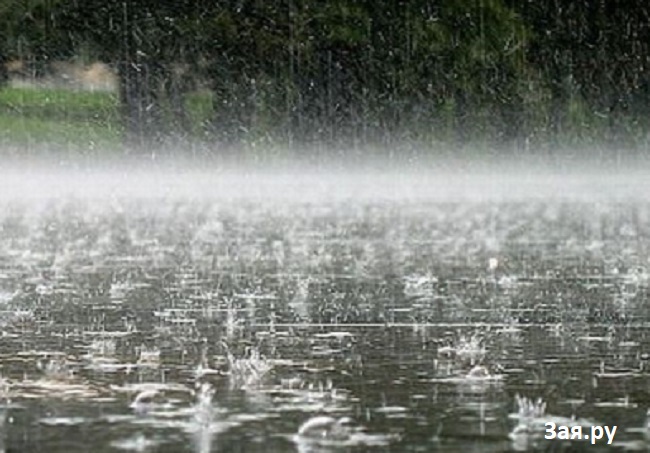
1 172 650 452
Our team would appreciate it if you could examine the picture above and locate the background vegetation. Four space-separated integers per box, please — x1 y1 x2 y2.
1 0 649 157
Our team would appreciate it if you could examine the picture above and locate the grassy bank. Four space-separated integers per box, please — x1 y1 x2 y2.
0 87 217 156
1 85 647 165
0 87 122 153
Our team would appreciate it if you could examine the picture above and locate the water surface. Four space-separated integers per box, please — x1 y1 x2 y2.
0 170 648 452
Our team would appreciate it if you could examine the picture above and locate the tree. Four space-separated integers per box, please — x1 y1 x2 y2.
56 0 205 146
0 0 72 84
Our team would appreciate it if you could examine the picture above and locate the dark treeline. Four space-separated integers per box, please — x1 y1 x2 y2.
1 0 650 154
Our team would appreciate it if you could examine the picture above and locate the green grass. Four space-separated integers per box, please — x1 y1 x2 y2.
0 86 215 152
0 113 122 147
0 87 120 121
185 91 214 134
0 87 122 150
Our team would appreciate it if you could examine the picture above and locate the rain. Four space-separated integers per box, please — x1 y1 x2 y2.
1 1 650 452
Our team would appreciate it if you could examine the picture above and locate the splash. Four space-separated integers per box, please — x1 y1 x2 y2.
223 343 273 389
191 383 216 453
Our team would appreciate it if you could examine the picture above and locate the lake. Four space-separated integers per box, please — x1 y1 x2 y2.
0 168 648 452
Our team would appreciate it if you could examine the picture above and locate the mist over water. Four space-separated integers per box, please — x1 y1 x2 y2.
2 151 649 203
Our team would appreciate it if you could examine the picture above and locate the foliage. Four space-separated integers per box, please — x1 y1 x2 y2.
1 0 650 153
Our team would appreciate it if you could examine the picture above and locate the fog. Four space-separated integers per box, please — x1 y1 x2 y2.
1 151 648 204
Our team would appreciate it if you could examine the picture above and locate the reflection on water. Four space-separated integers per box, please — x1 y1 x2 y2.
1 189 650 451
